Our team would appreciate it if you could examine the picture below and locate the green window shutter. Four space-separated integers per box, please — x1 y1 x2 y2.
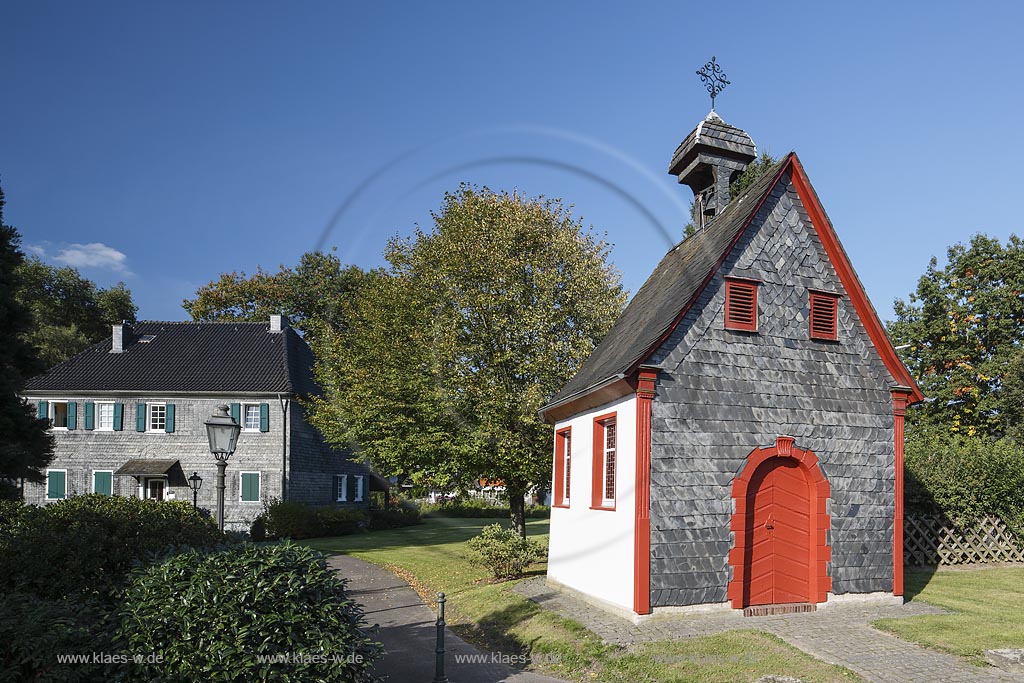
165 403 175 433
259 403 269 432
241 473 259 502
84 402 95 430
136 403 146 432
37 401 48 419
67 402 77 430
47 471 66 499
94 471 112 496
113 403 124 431
229 403 241 423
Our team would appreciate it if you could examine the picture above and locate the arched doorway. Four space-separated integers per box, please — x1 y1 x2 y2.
727 437 831 610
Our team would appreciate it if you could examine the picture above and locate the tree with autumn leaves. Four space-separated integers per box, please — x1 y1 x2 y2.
889 233 1024 438
309 186 626 536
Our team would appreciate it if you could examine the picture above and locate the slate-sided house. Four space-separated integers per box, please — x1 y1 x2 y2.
21 315 379 529
540 112 923 618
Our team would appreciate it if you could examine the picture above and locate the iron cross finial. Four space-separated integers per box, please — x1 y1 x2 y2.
696 56 730 111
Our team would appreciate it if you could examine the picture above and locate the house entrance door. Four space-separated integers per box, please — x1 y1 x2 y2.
146 479 165 501
745 456 811 605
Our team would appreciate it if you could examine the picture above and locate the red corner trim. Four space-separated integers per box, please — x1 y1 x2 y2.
891 388 910 596
727 440 832 609
633 368 657 615
789 156 924 404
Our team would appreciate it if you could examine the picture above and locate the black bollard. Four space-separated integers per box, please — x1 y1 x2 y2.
432 592 449 683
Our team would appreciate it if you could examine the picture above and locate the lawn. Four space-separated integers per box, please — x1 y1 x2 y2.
305 517 862 683
873 566 1024 665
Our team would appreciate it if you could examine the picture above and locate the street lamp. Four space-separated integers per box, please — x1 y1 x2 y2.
205 405 240 532
187 471 203 510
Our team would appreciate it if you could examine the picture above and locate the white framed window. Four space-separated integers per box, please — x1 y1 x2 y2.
354 475 364 502
242 403 261 431
96 402 115 431
51 401 69 430
147 403 166 432
240 471 261 502
46 469 68 500
335 474 348 502
92 470 113 495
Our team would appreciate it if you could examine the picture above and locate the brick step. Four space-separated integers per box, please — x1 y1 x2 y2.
743 603 817 617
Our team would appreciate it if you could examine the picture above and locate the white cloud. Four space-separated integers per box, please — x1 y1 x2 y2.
24 244 47 258
53 242 129 273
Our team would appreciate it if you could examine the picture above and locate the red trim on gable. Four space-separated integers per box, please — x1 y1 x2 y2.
633 367 657 615
591 412 617 511
788 156 923 404
626 153 922 405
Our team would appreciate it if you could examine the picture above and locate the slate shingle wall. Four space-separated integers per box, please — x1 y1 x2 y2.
647 174 897 606
286 400 371 506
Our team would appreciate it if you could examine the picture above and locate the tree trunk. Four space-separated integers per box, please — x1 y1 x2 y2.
507 485 527 538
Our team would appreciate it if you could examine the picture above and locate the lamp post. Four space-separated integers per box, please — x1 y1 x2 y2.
205 405 240 532
187 471 203 510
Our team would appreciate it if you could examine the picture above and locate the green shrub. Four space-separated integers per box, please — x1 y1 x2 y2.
905 432 1024 528
0 495 222 601
466 523 546 580
421 498 550 519
114 542 382 682
368 502 422 530
0 591 114 683
316 506 367 536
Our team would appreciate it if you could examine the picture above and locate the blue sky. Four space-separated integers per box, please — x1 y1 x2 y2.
2 2 1022 323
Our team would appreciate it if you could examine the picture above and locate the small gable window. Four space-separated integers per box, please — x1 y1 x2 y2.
725 278 758 332
809 291 840 341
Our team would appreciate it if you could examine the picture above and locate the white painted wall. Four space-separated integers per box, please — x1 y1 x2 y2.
547 394 637 611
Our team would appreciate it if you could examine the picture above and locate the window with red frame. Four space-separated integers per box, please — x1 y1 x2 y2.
725 279 758 332
809 291 839 341
553 428 572 507
591 415 617 509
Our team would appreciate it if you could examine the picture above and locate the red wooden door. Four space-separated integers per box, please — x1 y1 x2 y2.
746 457 811 605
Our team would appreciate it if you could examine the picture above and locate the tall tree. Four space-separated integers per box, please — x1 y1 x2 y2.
0 183 54 495
889 234 1024 437
182 250 366 341
16 257 137 368
310 185 627 535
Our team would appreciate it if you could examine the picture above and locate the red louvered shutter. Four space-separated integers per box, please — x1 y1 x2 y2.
725 279 758 332
809 291 839 340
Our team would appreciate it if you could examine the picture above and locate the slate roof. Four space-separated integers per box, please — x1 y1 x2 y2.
545 154 791 409
668 112 757 176
23 321 320 395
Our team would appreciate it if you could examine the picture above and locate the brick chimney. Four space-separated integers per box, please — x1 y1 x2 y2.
269 314 289 333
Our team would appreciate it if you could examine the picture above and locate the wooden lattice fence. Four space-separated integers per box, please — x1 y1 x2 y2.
904 515 1024 566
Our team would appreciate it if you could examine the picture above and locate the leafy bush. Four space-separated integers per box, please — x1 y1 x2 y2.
421 498 550 519
316 506 367 536
255 499 368 540
114 542 382 682
905 432 1024 528
0 495 222 600
466 523 546 580
0 591 114 683
368 501 422 530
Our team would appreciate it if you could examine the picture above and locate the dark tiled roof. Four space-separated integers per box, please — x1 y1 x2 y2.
669 113 757 175
546 154 792 407
24 321 320 395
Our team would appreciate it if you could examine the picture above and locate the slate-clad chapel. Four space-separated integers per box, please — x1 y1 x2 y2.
540 111 923 618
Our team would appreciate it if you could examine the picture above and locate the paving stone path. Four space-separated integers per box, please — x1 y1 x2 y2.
329 555 567 683
515 577 1024 683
